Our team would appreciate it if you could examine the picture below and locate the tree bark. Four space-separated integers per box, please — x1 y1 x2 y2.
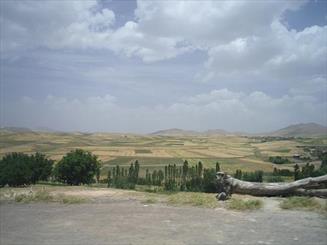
216 172 327 198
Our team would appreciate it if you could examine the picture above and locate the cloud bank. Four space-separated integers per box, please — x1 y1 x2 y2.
1 0 326 132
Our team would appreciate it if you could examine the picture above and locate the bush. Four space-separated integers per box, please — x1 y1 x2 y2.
269 156 290 164
0 152 53 187
54 149 100 185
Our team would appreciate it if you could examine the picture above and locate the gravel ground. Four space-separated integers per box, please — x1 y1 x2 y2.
1 200 326 245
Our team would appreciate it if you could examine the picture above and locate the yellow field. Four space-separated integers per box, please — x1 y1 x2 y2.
1 131 323 176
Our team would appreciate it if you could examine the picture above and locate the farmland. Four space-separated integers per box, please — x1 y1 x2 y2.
1 130 326 178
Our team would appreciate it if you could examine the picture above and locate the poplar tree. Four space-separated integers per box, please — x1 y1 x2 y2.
216 162 220 172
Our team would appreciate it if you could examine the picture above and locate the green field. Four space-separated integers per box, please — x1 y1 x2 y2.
1 130 326 178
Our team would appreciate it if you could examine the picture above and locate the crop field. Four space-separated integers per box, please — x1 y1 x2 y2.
1 131 326 178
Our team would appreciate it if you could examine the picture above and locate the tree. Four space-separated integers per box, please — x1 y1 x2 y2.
30 153 53 183
268 156 290 164
294 164 300 180
0 152 32 187
234 169 242 179
54 149 100 185
203 168 216 193
0 152 53 187
134 160 140 183
215 162 220 172
320 153 327 170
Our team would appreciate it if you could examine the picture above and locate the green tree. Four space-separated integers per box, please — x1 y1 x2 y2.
54 149 100 185
0 152 53 187
30 152 53 183
294 164 300 180
203 168 216 193
320 153 327 170
134 160 140 183
0 153 32 187
215 162 220 172
234 169 242 179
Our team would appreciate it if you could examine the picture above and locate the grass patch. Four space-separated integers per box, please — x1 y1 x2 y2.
15 189 53 203
14 189 88 204
226 198 262 211
275 148 291 153
37 181 69 186
134 149 152 154
59 194 88 204
167 192 219 208
280 197 326 212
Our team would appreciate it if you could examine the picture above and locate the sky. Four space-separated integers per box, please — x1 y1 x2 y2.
0 0 326 133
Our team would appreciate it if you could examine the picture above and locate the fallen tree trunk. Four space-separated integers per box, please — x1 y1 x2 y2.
216 172 327 199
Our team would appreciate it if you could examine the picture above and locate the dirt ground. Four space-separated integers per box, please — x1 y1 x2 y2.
1 197 326 245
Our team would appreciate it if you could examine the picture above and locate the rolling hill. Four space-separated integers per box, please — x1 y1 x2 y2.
267 123 327 137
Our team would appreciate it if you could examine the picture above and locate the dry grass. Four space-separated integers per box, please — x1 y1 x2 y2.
280 197 327 213
13 190 88 204
0 187 89 204
167 192 220 208
226 198 263 211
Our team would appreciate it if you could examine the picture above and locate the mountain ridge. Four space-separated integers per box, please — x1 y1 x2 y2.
150 123 327 137
1 123 326 137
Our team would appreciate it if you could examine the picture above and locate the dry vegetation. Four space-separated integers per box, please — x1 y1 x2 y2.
2 185 326 213
280 196 327 213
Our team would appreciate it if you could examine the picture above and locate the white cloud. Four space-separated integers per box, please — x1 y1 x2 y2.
135 0 304 46
1 1 105 51
1 0 312 63
1 0 326 132
4 90 326 133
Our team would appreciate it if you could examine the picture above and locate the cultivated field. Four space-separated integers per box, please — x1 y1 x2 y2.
1 131 326 178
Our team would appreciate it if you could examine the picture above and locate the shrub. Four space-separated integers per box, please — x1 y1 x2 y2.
54 149 100 185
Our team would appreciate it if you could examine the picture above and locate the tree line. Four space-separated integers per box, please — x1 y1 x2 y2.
0 149 100 187
108 161 220 193
1 149 326 189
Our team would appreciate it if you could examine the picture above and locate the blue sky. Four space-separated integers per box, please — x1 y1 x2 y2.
0 0 326 133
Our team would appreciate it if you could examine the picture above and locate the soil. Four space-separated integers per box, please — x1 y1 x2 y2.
1 198 326 245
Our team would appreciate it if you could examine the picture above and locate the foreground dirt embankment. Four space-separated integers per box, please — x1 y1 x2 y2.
1 186 326 245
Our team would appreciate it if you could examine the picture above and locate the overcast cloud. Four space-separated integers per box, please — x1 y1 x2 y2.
0 0 326 133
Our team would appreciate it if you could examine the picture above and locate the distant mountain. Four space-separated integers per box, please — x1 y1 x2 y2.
268 123 327 137
0 127 33 133
33 126 57 132
203 129 229 136
150 128 200 136
151 128 235 136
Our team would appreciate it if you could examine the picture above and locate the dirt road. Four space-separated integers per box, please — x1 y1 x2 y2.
1 200 326 245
